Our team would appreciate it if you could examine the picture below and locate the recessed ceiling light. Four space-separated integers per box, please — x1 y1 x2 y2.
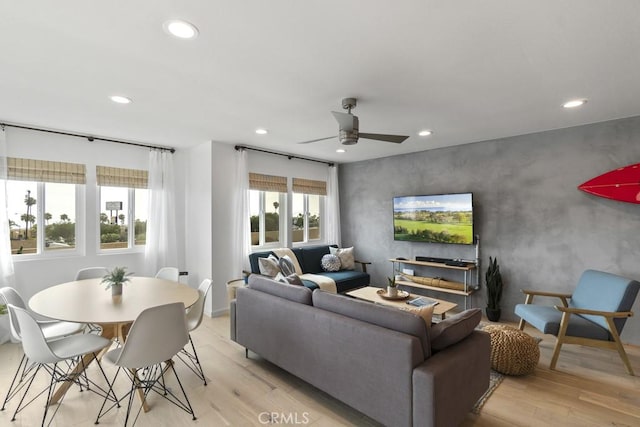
255 128 268 135
418 130 433 136
163 20 199 39
336 149 346 153
110 95 132 104
562 99 587 109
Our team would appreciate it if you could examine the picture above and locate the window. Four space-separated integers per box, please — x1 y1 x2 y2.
7 158 85 256
97 166 148 251
249 173 286 247
292 178 325 244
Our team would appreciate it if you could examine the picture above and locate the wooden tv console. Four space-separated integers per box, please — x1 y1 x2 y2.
389 258 478 309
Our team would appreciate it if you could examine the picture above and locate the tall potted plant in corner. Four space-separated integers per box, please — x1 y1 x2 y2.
485 256 503 322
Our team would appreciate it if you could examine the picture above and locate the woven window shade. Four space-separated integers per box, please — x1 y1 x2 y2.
96 166 148 189
7 157 86 184
249 173 287 192
292 178 327 195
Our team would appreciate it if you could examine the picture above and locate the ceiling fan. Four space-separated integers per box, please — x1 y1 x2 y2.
298 97 409 145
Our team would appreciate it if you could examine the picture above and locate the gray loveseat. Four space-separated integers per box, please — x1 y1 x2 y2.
230 275 490 427
248 244 370 293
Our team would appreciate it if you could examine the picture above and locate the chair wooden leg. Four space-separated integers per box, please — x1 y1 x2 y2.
605 318 635 376
550 312 571 370
518 319 526 330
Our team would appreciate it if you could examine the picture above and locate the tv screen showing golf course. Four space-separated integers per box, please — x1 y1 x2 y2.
393 193 474 244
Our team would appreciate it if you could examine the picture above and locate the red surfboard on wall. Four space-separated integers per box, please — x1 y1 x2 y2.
578 163 640 204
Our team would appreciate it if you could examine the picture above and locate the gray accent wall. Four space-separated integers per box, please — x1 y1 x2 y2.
339 115 640 345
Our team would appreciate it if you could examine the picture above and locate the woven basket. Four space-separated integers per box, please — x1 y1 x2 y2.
403 274 465 291
482 324 540 376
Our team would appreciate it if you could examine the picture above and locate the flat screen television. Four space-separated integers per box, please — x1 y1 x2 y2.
393 193 474 244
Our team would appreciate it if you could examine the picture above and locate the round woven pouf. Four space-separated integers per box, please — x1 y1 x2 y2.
482 324 540 376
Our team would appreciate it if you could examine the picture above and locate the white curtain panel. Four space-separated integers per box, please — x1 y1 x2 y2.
232 148 251 276
144 149 178 275
0 128 15 286
326 164 341 246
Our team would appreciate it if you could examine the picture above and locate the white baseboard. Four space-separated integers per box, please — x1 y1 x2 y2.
206 307 229 318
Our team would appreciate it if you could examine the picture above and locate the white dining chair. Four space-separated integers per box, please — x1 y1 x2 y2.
7 304 116 426
0 286 87 412
74 267 110 333
177 278 213 385
75 266 109 281
95 302 196 426
154 267 180 282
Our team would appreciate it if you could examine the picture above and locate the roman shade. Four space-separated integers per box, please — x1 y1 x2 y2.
249 173 287 193
292 178 326 195
7 157 86 184
96 166 148 189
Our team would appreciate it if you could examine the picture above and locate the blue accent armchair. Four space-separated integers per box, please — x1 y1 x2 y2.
515 269 640 375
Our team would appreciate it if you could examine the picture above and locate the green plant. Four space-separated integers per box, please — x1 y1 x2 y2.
0 304 6 315
387 276 397 288
101 266 133 290
485 256 503 309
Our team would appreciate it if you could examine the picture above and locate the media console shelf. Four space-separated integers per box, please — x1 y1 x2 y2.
389 258 478 309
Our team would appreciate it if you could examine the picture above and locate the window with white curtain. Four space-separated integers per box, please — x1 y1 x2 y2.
249 173 286 247
6 158 85 256
96 166 148 251
292 178 325 244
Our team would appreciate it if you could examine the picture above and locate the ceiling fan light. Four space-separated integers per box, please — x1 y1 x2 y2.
563 99 587 109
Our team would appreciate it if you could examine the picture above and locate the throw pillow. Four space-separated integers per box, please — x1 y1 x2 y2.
321 254 341 272
329 246 355 270
429 308 481 351
274 272 303 286
279 255 297 277
284 273 304 286
399 304 435 333
258 254 281 277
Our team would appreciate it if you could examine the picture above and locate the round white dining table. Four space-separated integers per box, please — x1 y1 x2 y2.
28 276 199 407
29 276 199 326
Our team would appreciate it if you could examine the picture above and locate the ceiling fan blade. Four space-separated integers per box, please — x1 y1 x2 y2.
297 135 337 144
331 111 356 131
359 133 409 144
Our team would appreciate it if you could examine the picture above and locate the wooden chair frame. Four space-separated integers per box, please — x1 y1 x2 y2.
518 289 635 375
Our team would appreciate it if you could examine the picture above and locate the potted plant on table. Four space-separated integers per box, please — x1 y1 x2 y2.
387 276 398 298
102 266 132 297
485 256 503 322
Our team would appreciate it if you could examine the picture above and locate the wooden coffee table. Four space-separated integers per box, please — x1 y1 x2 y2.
346 286 457 320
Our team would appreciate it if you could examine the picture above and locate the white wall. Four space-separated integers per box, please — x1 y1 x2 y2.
4 127 154 299
183 141 214 314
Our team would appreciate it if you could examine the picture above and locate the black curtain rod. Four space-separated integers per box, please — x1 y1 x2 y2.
235 145 334 167
0 122 175 153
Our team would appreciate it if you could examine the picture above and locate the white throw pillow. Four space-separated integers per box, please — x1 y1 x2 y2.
399 304 435 332
258 254 281 277
330 246 355 270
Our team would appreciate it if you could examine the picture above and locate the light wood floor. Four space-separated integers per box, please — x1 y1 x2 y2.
1 314 639 426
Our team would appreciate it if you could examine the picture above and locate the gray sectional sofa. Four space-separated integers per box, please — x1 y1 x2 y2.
247 244 370 293
230 275 490 427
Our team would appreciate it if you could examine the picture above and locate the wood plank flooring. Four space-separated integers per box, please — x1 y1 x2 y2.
1 314 639 426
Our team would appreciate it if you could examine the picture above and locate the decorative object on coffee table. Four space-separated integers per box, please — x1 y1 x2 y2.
376 288 410 301
387 276 398 298
483 324 539 375
485 256 503 321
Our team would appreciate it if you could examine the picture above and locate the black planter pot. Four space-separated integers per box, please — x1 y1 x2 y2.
486 308 501 322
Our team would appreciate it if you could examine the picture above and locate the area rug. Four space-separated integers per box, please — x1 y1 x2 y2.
471 369 504 414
